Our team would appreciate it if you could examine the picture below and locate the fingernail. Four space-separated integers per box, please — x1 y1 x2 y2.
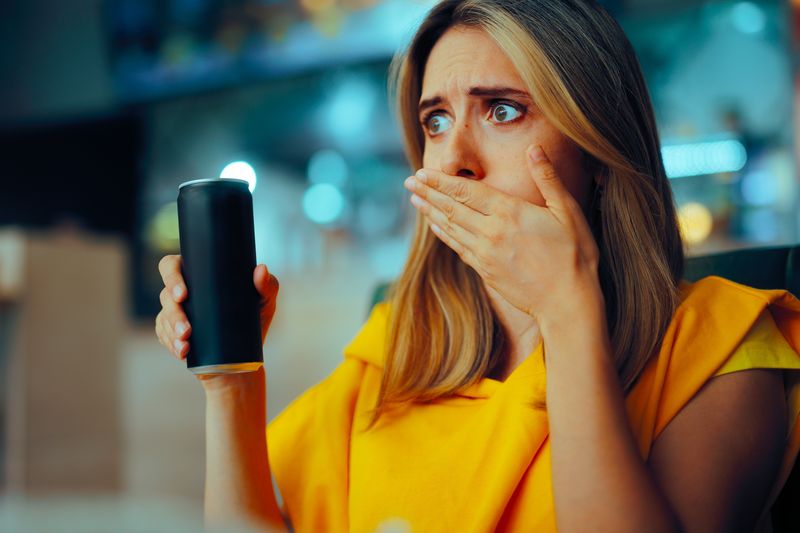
528 145 546 162
415 169 427 182
175 322 187 335
410 194 423 207
404 177 416 190
172 284 185 300
173 339 184 354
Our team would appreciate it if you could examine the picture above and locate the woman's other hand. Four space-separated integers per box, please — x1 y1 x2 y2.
154 255 280 362
404 144 602 324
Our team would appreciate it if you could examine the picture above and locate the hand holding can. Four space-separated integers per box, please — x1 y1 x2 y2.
154 256 279 364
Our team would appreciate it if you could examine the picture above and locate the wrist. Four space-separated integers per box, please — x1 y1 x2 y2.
538 274 606 333
199 365 266 396
539 288 613 372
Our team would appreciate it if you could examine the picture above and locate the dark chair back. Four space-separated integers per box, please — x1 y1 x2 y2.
684 245 800 295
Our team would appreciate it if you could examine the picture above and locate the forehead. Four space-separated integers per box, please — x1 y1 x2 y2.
421 26 525 95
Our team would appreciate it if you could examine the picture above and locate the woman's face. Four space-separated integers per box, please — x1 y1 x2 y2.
419 26 594 210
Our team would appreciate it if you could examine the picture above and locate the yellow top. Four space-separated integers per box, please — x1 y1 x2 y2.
715 307 800 376
266 276 800 532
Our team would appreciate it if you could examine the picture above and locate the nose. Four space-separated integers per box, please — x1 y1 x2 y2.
438 122 485 180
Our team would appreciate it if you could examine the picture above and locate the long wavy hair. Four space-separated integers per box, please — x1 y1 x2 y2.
365 0 685 428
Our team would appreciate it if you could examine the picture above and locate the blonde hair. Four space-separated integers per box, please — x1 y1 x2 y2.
365 0 685 428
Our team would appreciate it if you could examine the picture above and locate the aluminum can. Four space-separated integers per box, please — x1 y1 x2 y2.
177 178 263 375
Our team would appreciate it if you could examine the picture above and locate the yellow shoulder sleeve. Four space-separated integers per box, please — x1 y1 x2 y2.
715 309 800 376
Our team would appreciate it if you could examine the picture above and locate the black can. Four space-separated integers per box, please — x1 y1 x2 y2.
177 178 263 375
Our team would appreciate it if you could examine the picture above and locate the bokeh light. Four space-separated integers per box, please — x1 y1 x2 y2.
661 140 747 179
321 77 377 145
678 202 714 245
302 183 346 225
741 169 779 206
731 2 766 35
307 149 349 187
300 0 337 13
146 201 179 252
220 161 257 193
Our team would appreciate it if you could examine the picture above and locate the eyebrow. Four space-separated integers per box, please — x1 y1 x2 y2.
418 86 532 115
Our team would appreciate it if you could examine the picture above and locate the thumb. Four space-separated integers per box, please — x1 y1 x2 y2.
253 264 276 300
526 144 570 210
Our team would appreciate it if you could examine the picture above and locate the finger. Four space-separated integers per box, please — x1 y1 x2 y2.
254 264 278 297
526 145 578 218
163 317 188 358
156 311 175 355
155 313 167 347
158 255 187 302
158 289 192 339
155 315 185 359
174 338 188 359
406 177 486 235
410 193 479 252
254 263 268 290
428 221 482 272
408 169 495 215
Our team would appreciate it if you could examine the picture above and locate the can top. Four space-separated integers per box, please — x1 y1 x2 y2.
178 178 250 190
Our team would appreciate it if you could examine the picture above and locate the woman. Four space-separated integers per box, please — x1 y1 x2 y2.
155 1 800 531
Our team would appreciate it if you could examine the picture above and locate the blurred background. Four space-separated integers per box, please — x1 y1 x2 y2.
0 0 798 530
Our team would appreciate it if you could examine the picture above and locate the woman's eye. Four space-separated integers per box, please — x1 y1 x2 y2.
489 102 523 123
424 113 453 136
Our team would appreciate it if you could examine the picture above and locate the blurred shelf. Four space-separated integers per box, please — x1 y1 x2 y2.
0 227 127 495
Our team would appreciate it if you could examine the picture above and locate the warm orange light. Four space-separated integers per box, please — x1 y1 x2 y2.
341 0 380 10
308 6 346 38
301 0 337 13
678 202 714 245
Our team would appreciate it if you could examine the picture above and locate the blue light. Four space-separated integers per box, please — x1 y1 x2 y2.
661 140 747 179
307 149 348 187
741 170 778 206
731 2 766 35
743 209 778 242
220 161 257 193
302 183 346 225
321 78 376 143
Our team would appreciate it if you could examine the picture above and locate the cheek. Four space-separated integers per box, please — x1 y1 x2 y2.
496 144 587 209
494 156 546 206
548 145 592 206
421 154 430 169
421 149 434 173
495 131 580 207
420 136 441 168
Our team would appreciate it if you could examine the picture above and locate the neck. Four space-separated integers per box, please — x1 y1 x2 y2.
485 284 541 380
